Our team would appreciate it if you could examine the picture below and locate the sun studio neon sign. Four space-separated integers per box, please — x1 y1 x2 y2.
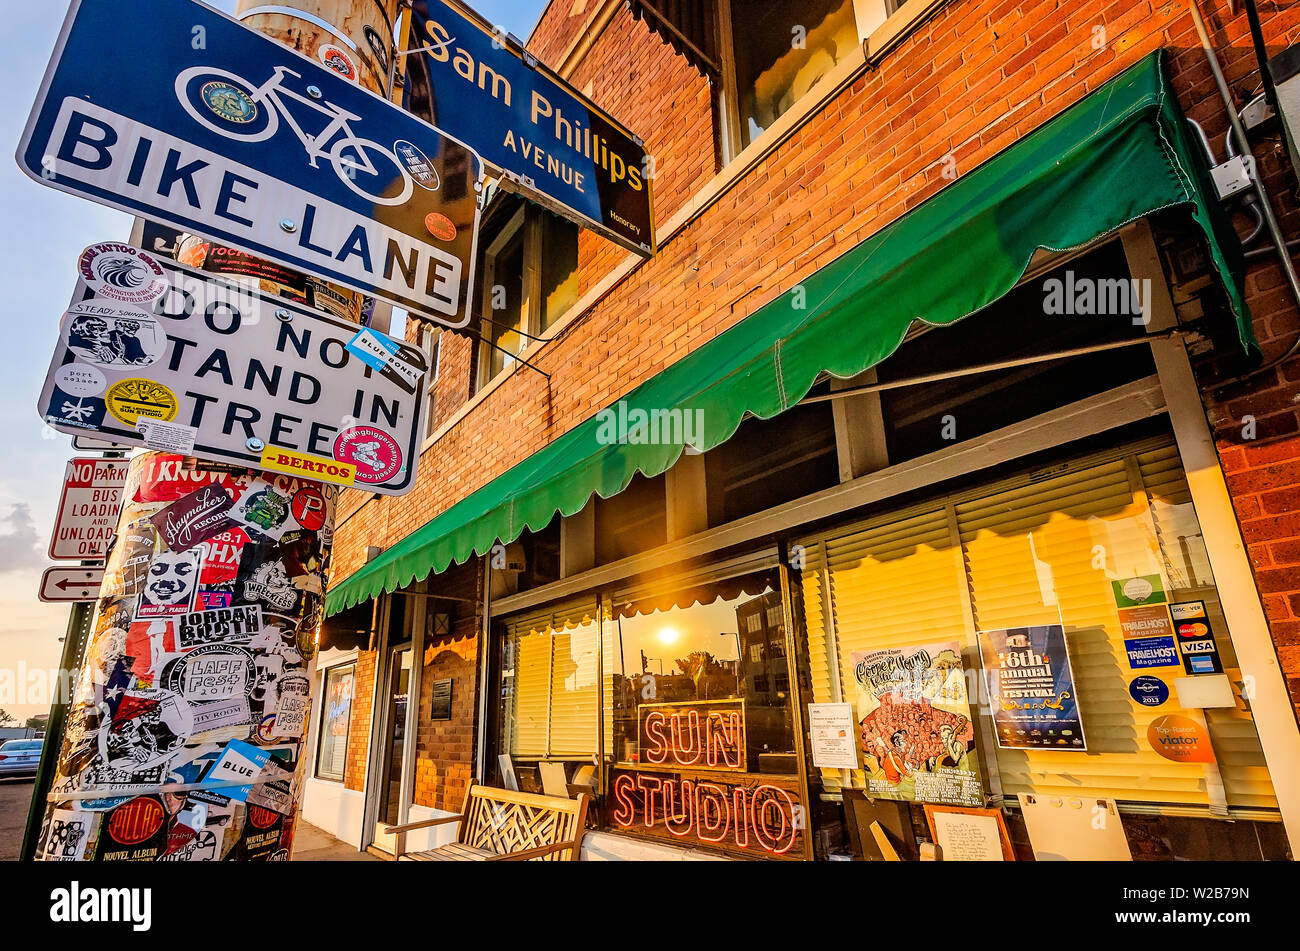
610 771 800 856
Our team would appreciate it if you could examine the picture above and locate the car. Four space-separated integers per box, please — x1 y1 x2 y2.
0 739 44 777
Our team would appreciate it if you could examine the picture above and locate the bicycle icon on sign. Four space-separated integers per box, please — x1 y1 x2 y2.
175 64 439 206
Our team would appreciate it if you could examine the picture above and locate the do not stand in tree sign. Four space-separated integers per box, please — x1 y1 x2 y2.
38 244 429 496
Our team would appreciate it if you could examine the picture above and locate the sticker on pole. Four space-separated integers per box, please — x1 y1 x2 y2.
38 247 429 496
18 0 485 328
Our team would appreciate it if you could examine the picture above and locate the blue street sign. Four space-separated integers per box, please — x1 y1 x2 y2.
409 1 655 255
18 0 484 328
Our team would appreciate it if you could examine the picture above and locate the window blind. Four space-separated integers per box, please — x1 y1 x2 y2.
801 436 1278 813
501 599 600 760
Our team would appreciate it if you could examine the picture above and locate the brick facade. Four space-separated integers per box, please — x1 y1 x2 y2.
412 561 483 813
344 649 377 792
330 0 1300 796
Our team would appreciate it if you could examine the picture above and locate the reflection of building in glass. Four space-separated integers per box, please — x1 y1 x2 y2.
736 592 787 702
735 592 796 773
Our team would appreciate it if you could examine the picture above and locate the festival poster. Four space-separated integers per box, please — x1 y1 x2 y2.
851 641 983 807
979 625 1087 751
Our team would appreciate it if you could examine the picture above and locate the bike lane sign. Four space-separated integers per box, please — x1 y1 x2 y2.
17 0 484 329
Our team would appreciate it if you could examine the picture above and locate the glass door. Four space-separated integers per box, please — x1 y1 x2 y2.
371 646 412 853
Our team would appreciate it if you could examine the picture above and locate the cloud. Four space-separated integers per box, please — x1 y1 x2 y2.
0 503 40 573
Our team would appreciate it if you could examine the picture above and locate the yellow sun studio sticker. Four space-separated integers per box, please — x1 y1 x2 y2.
106 379 179 426
260 446 357 487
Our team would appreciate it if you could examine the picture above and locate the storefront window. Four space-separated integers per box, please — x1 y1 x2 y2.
603 570 806 858
493 569 807 857
316 663 356 783
800 432 1280 841
497 602 604 781
607 572 796 765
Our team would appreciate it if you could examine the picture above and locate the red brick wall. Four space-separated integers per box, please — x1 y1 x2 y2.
330 0 1300 721
412 561 483 812
344 649 377 792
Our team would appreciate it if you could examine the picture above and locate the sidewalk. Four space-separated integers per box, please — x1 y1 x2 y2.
291 821 383 862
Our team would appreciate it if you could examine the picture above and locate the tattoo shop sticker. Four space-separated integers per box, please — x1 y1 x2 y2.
63 304 167 368
78 243 169 306
317 42 358 80
106 378 179 427
53 362 107 398
334 426 403 485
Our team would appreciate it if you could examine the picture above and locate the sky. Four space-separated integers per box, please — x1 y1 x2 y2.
0 0 548 724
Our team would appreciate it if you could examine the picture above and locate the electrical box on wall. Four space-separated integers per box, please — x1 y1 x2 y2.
1268 46 1300 189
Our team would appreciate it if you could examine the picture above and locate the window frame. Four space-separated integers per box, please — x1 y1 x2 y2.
314 661 358 784
419 324 442 438
476 205 532 389
488 554 814 859
714 0 863 164
474 203 583 391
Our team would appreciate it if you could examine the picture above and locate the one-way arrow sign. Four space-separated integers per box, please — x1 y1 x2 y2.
39 566 105 603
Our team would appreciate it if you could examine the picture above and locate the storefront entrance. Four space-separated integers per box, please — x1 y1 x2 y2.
370 646 412 854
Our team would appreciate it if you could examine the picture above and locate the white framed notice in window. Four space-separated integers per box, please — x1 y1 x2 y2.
808 702 859 770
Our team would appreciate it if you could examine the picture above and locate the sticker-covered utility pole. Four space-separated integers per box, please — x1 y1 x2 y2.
29 0 405 862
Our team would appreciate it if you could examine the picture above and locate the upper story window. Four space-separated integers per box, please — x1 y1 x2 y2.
419 324 441 437
476 198 581 389
719 0 860 158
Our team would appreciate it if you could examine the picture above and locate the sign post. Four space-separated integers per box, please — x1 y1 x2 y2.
26 0 407 863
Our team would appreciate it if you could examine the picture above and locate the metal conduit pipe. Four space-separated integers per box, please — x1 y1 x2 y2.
1190 0 1300 385
1190 1 1300 387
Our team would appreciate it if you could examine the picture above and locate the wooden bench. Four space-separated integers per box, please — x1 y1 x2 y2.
383 785 589 861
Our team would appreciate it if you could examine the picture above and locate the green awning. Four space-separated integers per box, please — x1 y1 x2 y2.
326 50 1253 616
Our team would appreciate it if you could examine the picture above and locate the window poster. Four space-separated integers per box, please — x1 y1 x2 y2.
317 664 355 782
851 641 983 807
979 625 1087 751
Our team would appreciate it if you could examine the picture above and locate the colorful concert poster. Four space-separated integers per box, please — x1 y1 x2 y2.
850 641 982 807
979 625 1087 751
